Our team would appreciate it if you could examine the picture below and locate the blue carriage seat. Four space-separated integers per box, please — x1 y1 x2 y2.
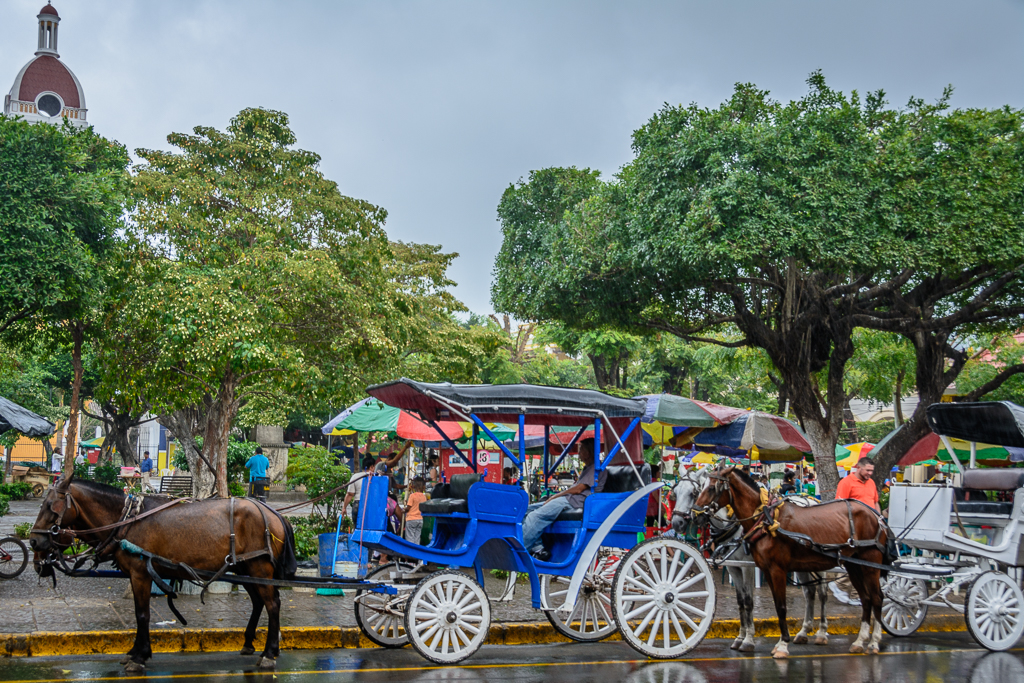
552 462 652 523
419 473 483 516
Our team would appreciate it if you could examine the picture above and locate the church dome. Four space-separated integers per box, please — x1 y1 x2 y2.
13 56 83 109
3 3 88 126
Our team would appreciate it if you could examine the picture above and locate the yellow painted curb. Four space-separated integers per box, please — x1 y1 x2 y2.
0 615 967 658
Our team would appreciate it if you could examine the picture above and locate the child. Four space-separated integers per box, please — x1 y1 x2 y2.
404 478 427 545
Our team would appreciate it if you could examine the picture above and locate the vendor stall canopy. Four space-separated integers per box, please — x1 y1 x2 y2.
366 378 647 426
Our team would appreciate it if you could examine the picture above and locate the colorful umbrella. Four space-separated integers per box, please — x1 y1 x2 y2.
692 411 812 462
638 394 746 446
322 398 464 441
837 442 875 470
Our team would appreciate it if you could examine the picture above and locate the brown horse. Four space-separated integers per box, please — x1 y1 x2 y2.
30 476 296 672
694 465 888 658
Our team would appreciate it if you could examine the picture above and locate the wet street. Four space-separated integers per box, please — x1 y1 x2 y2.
2 633 1023 683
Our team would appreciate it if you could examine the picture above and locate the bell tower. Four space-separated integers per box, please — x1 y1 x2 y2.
36 3 61 57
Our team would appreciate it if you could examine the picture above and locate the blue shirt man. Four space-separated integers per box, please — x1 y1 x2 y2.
245 447 270 481
140 453 154 474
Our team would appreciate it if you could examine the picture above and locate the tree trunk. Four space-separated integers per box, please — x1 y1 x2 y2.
893 369 905 426
870 330 961 488
159 407 215 498
203 372 241 498
843 397 858 442
804 419 841 501
63 322 84 479
589 353 611 389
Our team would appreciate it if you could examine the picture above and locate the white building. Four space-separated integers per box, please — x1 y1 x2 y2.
4 3 88 127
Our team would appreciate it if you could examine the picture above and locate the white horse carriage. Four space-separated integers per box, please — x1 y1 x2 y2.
884 401 1024 651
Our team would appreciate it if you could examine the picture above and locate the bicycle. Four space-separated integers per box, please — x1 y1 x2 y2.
0 536 29 579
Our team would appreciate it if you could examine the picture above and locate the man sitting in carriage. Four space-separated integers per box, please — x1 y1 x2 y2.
521 438 607 560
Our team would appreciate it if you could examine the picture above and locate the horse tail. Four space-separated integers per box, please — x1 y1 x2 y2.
275 515 298 580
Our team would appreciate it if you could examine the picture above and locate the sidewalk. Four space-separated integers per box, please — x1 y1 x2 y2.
1 498 966 651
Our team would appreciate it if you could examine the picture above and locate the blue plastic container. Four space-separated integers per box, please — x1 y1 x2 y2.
317 533 370 578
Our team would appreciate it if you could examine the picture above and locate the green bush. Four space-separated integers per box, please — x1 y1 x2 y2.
93 463 120 486
289 515 335 560
856 420 896 445
229 482 246 498
14 522 32 539
0 482 32 500
286 447 351 527
0 495 9 518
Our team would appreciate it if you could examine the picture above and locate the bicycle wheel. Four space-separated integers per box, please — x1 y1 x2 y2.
0 537 29 579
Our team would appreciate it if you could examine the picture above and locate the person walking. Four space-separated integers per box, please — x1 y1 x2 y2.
829 457 878 605
140 451 154 492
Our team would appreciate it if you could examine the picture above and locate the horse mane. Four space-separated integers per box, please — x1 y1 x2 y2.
731 467 761 494
72 478 125 500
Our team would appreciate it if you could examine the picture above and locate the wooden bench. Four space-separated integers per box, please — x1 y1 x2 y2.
159 476 193 497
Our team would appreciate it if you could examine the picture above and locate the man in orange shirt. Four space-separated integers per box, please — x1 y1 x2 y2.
830 457 879 605
835 457 879 511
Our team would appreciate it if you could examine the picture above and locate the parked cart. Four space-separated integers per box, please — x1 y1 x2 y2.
884 401 1024 651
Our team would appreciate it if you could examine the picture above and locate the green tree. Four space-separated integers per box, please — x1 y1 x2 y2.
124 108 404 497
493 75 1024 498
0 118 129 477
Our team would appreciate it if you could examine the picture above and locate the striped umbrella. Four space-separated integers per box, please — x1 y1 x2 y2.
692 411 812 462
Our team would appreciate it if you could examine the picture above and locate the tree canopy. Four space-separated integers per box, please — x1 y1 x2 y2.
493 74 1024 497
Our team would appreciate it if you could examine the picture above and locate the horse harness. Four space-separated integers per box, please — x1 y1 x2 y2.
700 470 892 572
40 484 285 625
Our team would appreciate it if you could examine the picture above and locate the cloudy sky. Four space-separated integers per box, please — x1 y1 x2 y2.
3 1 1023 315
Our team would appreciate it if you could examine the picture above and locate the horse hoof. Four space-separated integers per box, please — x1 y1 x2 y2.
849 644 864 654
257 657 276 670
239 646 255 656
814 636 829 646
123 661 145 673
773 650 788 660
119 655 131 665
739 642 755 653
730 638 742 650
793 635 809 644
866 645 879 655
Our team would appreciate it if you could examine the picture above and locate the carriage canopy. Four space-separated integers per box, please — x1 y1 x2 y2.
926 401 1024 448
367 378 647 426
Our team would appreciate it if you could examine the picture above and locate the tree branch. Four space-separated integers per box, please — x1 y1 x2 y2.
965 363 1024 402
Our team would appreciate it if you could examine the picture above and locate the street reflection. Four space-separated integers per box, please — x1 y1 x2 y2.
625 661 708 683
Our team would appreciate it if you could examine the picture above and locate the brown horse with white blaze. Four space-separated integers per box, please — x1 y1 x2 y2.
30 476 296 672
694 465 888 658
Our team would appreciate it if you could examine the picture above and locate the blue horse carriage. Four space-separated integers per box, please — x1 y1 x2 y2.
344 379 717 663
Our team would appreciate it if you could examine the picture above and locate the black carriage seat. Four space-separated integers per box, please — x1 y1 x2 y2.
961 469 1024 491
956 501 1015 516
419 473 483 515
953 470 1024 516
554 463 652 522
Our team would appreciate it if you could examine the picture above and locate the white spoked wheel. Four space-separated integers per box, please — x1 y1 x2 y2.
355 562 411 648
612 537 716 659
965 571 1024 652
542 548 623 642
881 574 929 636
404 570 491 664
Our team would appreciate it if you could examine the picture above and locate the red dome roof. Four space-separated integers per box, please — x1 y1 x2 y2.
39 4 59 16
18 56 80 108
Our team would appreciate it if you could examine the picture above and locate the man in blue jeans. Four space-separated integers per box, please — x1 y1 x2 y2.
522 438 606 560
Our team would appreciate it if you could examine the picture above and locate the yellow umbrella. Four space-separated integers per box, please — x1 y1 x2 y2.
838 442 875 470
